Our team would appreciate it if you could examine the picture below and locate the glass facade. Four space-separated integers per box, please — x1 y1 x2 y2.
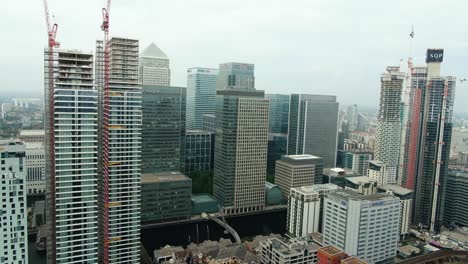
266 94 289 134
217 62 255 90
186 68 218 130
184 130 213 176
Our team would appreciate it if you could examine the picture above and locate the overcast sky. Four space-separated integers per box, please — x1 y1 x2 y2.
4 0 468 112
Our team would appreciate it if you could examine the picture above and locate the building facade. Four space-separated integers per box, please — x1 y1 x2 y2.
142 85 186 173
259 236 320 264
25 142 45 194
275 154 324 199
217 62 255 91
344 176 377 195
18 129 45 143
266 94 289 134
377 184 413 235
323 190 400 264
0 140 28 264
213 89 269 214
139 42 170 86
44 49 99 263
202 114 216 133
185 130 214 175
186 67 218 129
287 186 321 237
443 168 468 227
367 160 391 187
374 66 404 185
343 150 373 176
287 94 339 167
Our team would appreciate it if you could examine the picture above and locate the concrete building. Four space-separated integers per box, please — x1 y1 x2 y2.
184 130 214 175
343 150 373 176
374 66 404 185
259 236 320 264
102 37 142 263
377 184 413 236
287 94 339 167
44 49 99 263
141 172 192 223
275 155 324 199
323 190 400 264
266 94 289 134
344 176 377 195
186 67 218 129
0 140 28 264
217 62 255 91
213 89 269 214
287 184 340 237
443 168 468 227
367 160 392 186
142 85 186 173
322 168 360 188
25 142 45 194
18 129 45 143
203 114 216 133
139 42 170 86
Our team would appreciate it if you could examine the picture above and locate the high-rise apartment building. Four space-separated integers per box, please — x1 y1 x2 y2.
275 154 324 199
402 49 456 232
217 62 255 90
186 67 218 129
139 42 170 86
100 37 142 263
323 190 400 264
142 85 186 173
213 89 269 214
374 66 404 185
0 140 28 264
378 184 413 236
287 94 339 167
25 141 45 194
44 49 99 263
367 160 392 186
266 94 289 134
287 186 320 237
184 130 214 175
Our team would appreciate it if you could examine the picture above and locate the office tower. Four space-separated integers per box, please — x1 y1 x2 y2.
377 184 413 236
442 168 468 227
405 49 456 233
0 140 28 264
323 190 400 264
266 94 290 134
374 66 404 185
141 172 192 224
186 67 218 129
18 129 45 143
100 37 142 263
259 236 320 264
346 104 358 131
142 85 186 173
139 42 170 86
343 150 372 176
367 160 392 186
202 114 216 133
217 62 255 90
184 130 214 175
44 49 99 263
287 184 340 236
287 94 339 167
213 89 269 214
344 176 377 195
267 133 288 176
275 155 324 199
25 141 45 194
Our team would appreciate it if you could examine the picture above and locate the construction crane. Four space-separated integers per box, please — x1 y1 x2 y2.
42 0 59 262
101 0 112 263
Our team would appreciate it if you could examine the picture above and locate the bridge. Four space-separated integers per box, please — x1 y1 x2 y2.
398 250 468 264
206 214 241 244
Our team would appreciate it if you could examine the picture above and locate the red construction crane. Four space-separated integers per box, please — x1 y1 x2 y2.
101 0 112 263
42 0 59 262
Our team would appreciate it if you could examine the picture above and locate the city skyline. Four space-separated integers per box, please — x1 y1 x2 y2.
4 0 468 112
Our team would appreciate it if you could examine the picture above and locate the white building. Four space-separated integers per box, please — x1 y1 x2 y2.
25 142 45 194
275 155 323 199
323 189 401 264
186 67 218 130
18 129 45 143
344 176 377 195
287 184 339 237
139 42 170 86
378 184 413 236
367 160 393 186
0 140 28 264
259 236 320 264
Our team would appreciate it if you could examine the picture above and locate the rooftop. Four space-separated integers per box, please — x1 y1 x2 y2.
141 42 168 58
318 245 344 255
328 189 394 202
368 160 385 166
19 130 45 136
141 171 191 183
378 184 413 196
191 194 217 203
186 130 213 135
265 236 320 256
346 176 375 185
341 257 367 264
284 154 322 160
323 168 358 177
279 154 323 165
25 142 44 149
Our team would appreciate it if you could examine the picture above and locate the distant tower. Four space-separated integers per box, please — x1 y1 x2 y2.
217 62 255 90
346 104 358 131
139 42 170 86
186 67 218 129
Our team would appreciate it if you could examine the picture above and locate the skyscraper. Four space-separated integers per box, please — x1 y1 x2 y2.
142 85 186 173
403 49 456 232
186 67 218 129
184 130 213 175
343 150 373 176
0 140 28 264
139 42 170 86
213 89 269 214
287 94 339 167
44 49 99 263
100 37 142 263
346 104 358 131
374 66 404 185
217 62 255 90
266 94 290 134
378 184 413 236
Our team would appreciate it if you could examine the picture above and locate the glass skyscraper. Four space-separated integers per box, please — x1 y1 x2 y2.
266 94 289 134
186 67 218 129
139 42 170 86
217 62 255 90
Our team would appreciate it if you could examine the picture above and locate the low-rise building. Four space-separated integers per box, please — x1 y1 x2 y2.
344 176 377 195
322 168 360 188
259 236 320 264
